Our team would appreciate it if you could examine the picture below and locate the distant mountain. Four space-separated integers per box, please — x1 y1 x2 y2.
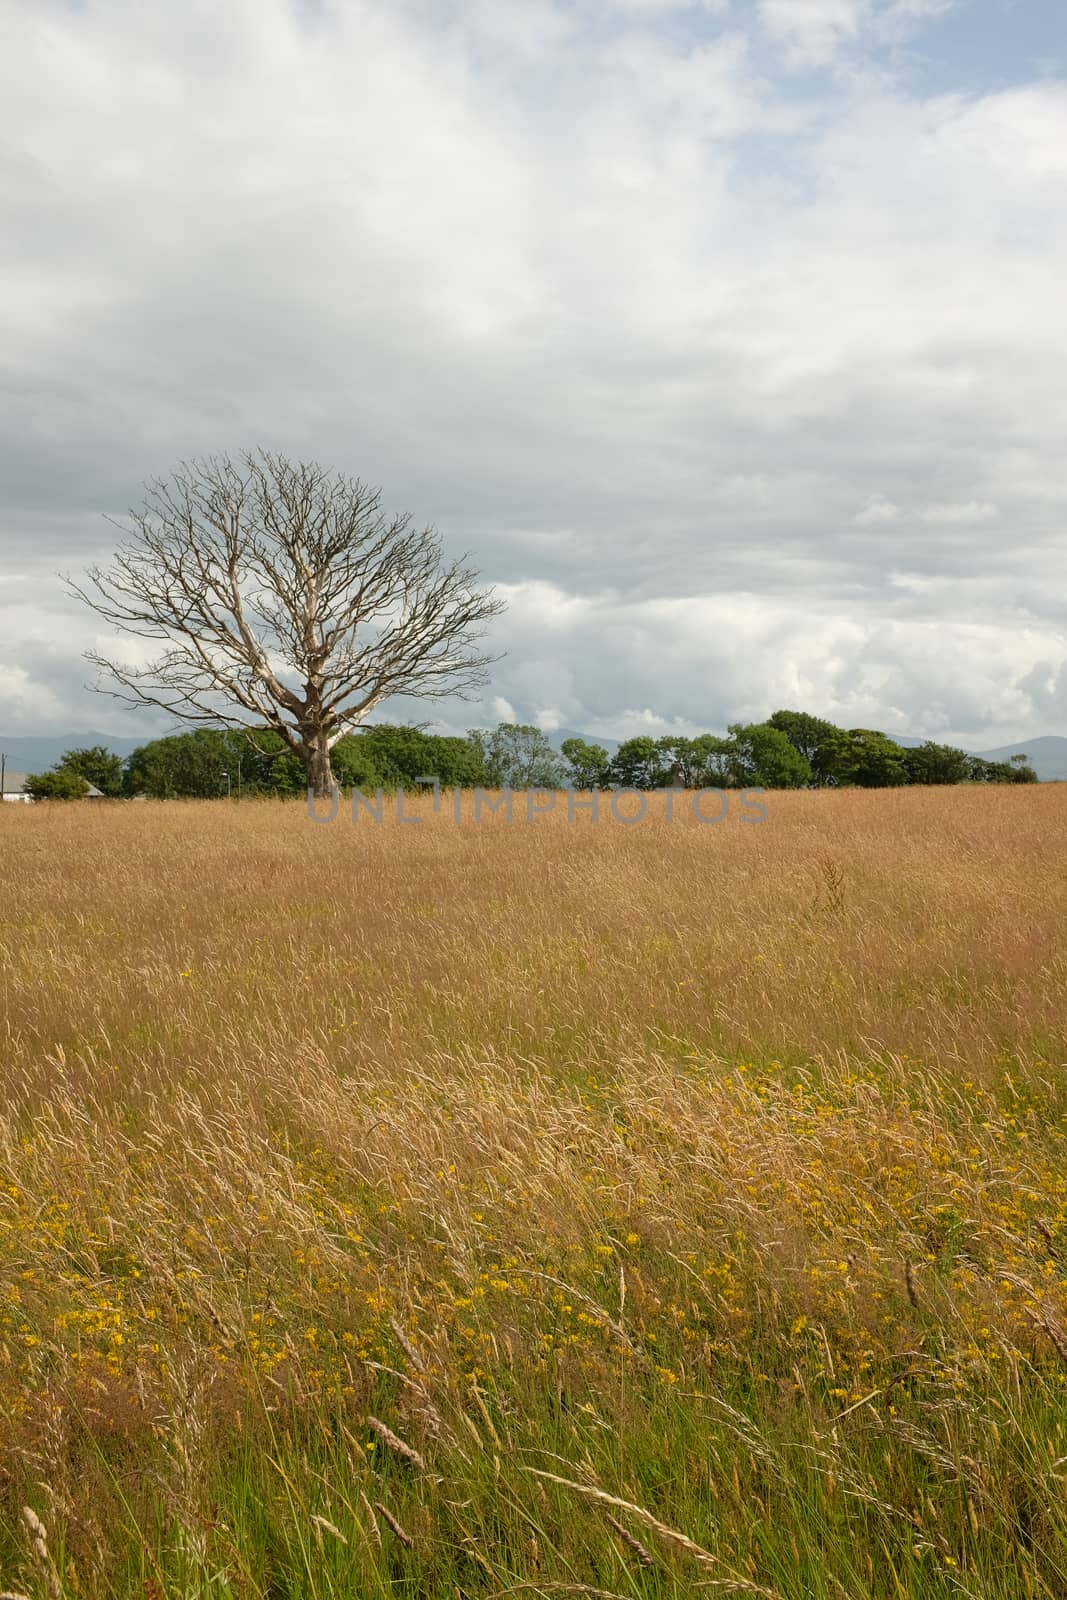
0 731 150 771
974 736 1067 782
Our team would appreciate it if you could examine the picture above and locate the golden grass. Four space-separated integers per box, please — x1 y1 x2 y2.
1 787 1066 1597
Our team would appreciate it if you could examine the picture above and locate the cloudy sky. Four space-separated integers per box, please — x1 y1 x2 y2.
2 0 1065 747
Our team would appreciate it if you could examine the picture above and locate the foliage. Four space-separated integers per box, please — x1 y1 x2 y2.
239 732 314 795
654 733 734 788
902 740 972 786
728 722 813 788
559 736 612 790
767 708 838 765
468 723 564 788
687 732 736 785
838 728 910 787
35 716 1044 802
1007 753 1039 783
118 726 488 798
23 767 90 800
966 754 1038 785
355 726 486 791
124 729 253 798
795 726 913 788
607 735 670 790
55 744 124 796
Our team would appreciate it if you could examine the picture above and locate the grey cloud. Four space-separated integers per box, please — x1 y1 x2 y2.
0 0 1065 743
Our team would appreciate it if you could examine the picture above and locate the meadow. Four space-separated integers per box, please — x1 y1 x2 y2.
1 785 1066 1599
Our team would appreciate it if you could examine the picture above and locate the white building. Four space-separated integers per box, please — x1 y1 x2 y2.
0 772 105 802
0 772 33 802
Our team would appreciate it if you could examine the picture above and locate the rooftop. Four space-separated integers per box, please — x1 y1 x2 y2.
1 772 106 798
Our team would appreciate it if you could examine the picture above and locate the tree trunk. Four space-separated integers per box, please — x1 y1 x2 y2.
303 730 337 799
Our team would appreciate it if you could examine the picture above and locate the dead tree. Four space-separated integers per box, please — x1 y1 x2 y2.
69 451 505 796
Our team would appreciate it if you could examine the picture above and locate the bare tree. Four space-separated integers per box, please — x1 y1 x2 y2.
69 451 506 797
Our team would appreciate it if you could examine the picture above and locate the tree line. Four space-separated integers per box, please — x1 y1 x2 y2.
25 710 1037 799
53 452 1043 799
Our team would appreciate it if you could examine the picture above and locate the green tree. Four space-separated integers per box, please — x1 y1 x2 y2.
767 710 837 765
56 745 124 796
816 728 909 787
965 756 994 783
608 736 669 790
901 741 971 786
232 731 306 795
352 726 485 790
810 727 857 785
962 753 1036 785
843 729 909 787
655 736 702 787
560 737 612 790
329 737 385 793
728 723 811 788
25 769 90 800
124 730 238 798
766 709 844 784
468 724 564 788
690 734 736 785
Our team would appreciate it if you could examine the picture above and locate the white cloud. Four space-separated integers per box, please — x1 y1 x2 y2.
0 663 69 727
854 494 899 524
876 0 960 39
458 0 574 59
606 0 729 12
759 0 867 66
759 0 963 67
920 501 1000 525
0 0 1064 745
855 499 1001 527
467 580 1067 747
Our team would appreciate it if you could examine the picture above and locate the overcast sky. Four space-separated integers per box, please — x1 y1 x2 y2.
2 0 1065 746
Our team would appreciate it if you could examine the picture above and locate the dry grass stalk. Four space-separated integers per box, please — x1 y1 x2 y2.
604 1511 655 1567
362 1361 448 1438
2 789 1066 1594
357 1490 381 1549
389 1316 428 1375
523 1467 718 1564
310 1515 348 1545
372 1502 414 1547
486 1587 635 1599
517 1270 635 1351
692 1584 789 1598
469 1383 502 1448
20 1508 60 1600
1026 1309 1067 1364
366 1414 426 1469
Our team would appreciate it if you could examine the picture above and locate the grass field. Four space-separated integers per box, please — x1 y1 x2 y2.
2 786 1066 1599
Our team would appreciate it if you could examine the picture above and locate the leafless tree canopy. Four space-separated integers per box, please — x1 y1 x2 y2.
69 450 506 794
